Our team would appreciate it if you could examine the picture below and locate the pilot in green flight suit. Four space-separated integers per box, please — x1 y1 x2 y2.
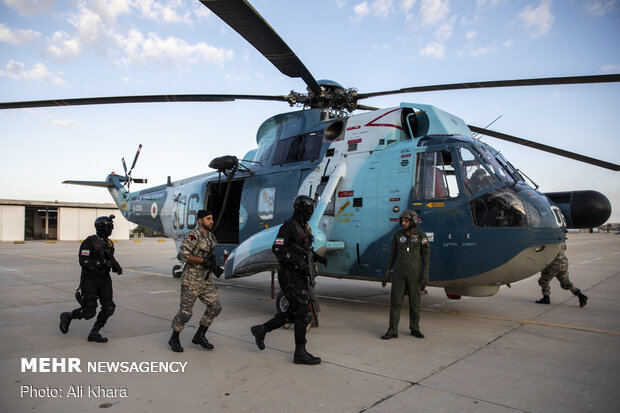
382 210 430 339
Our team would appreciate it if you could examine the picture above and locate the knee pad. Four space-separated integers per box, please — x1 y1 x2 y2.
178 311 192 323
213 303 222 318
82 307 97 320
102 300 116 317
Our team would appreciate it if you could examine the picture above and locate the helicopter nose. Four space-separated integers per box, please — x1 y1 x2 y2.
544 190 611 229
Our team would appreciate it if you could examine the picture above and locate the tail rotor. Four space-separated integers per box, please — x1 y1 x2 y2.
122 144 147 191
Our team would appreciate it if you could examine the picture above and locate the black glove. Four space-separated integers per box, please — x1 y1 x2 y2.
202 258 212 270
212 265 224 278
315 255 328 266
112 261 123 275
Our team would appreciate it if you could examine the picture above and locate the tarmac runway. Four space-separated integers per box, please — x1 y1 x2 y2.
0 233 619 412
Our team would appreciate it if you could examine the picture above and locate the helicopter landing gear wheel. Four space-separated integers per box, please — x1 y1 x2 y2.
172 264 183 278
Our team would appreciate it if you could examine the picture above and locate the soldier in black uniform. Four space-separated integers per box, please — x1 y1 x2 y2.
250 195 327 365
59 215 122 343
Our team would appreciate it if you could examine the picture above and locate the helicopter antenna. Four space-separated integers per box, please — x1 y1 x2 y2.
473 115 502 140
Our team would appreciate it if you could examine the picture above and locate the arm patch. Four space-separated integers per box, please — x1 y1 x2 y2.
80 249 90 256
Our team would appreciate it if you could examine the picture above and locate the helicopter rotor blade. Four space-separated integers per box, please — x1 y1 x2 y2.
121 157 128 176
129 144 142 174
356 74 620 100
199 0 322 96
468 124 620 171
0 93 289 110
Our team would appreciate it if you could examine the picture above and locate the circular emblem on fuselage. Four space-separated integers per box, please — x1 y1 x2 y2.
150 202 158 219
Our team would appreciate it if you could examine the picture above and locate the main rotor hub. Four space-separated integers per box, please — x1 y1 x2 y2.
285 79 358 112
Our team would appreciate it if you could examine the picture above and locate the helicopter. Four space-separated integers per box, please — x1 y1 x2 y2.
1 0 618 304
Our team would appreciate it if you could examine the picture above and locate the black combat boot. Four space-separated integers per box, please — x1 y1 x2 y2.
87 326 108 343
535 296 550 305
169 330 183 352
192 325 214 350
575 290 588 308
59 312 72 334
381 331 398 340
293 345 321 365
411 330 425 339
251 325 266 350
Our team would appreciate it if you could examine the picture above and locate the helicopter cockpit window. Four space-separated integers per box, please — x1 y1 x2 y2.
414 150 460 200
494 151 525 185
271 131 323 165
473 146 517 186
469 187 528 227
458 147 497 195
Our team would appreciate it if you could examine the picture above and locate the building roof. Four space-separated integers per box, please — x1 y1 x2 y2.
0 199 118 209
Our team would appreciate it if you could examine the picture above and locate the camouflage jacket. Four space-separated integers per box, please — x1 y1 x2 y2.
178 228 217 286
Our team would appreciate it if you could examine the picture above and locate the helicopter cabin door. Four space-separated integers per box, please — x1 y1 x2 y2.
412 147 473 279
205 178 246 244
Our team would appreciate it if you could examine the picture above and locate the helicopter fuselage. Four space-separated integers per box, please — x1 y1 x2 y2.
109 103 574 297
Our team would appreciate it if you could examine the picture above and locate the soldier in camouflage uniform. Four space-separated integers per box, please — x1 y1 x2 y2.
169 210 224 352
535 243 588 307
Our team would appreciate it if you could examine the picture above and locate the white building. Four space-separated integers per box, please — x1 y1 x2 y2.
0 199 130 241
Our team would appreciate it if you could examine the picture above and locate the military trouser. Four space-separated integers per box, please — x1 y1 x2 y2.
263 287 312 345
171 278 221 332
70 275 115 330
388 270 421 334
538 256 577 296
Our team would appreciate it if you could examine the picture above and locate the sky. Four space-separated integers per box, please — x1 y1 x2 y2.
1 0 619 223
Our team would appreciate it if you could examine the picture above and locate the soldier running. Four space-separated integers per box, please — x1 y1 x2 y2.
168 210 223 352
535 243 588 307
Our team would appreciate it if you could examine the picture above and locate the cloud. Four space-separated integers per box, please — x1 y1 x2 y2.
517 0 554 38
466 30 477 40
601 64 620 73
114 29 235 66
402 0 416 20
4 0 54 16
435 15 456 42
45 31 82 59
351 0 395 20
584 0 618 15
0 24 41 45
469 46 490 57
53 119 76 128
372 0 395 18
88 0 132 24
420 0 450 25
134 0 193 24
0 60 65 85
419 42 445 59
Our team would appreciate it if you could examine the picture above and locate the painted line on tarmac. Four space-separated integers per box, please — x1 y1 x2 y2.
0 251 73 263
427 308 620 336
579 256 604 265
149 289 177 294
0 251 176 278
